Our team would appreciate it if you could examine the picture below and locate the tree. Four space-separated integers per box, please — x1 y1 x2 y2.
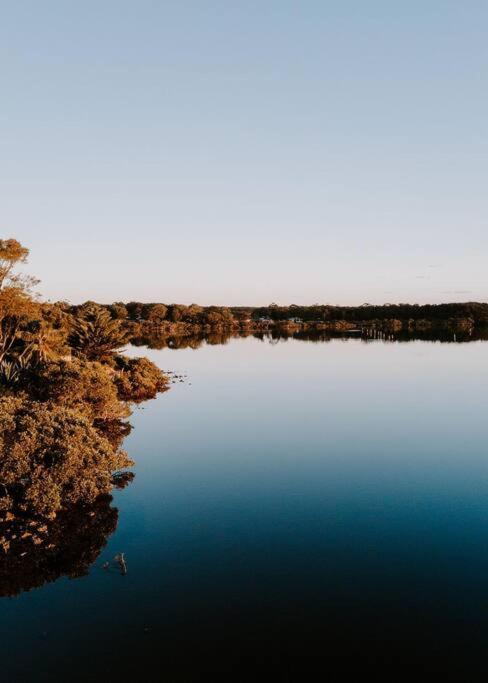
183 304 203 323
125 301 144 321
109 302 128 320
0 238 40 366
233 308 252 323
168 304 188 322
0 239 30 290
146 303 168 324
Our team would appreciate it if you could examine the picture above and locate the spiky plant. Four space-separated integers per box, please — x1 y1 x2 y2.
0 356 30 387
20 323 67 366
69 305 129 361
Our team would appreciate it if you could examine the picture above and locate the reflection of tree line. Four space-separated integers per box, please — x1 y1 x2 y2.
132 327 488 351
131 331 234 350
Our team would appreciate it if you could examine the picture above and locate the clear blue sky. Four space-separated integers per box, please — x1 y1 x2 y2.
1 1 486 305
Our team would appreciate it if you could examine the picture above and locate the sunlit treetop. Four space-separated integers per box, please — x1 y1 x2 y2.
0 239 30 290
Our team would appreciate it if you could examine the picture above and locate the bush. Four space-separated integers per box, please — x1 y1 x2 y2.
114 355 169 403
0 397 132 518
33 358 131 422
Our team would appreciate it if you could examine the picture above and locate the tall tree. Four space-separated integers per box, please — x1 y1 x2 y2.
0 239 31 290
0 238 39 364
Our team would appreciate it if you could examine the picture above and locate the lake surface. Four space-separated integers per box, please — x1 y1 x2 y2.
2 335 488 679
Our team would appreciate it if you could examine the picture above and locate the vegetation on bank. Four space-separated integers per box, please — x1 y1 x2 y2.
74 300 488 336
0 236 485 553
0 239 168 525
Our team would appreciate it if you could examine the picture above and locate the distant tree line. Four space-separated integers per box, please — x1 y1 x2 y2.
84 301 488 327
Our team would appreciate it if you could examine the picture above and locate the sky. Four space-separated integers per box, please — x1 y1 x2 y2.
1 1 487 305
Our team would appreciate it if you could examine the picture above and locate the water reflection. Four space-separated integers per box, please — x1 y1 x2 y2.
3 334 488 680
1 326 486 602
131 327 488 351
0 496 119 598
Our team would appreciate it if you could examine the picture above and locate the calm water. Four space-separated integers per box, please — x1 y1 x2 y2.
2 335 488 679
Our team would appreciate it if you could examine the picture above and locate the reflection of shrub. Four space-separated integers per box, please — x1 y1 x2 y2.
33 358 130 422
114 355 168 403
0 397 132 517
0 497 118 597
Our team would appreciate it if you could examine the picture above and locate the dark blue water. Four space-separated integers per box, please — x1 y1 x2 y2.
2 336 488 680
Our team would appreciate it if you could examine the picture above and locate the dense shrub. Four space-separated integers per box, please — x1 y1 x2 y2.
113 355 169 402
33 358 130 422
0 397 132 518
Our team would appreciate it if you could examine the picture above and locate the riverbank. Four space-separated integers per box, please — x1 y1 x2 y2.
125 314 478 340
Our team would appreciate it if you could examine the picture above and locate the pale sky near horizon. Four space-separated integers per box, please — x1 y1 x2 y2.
1 1 487 305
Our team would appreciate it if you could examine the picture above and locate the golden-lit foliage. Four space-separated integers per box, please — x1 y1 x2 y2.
146 303 168 324
0 287 40 364
0 238 29 290
105 300 488 333
34 359 131 422
69 304 130 361
21 321 68 365
0 238 169 528
0 397 132 518
114 355 169 403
